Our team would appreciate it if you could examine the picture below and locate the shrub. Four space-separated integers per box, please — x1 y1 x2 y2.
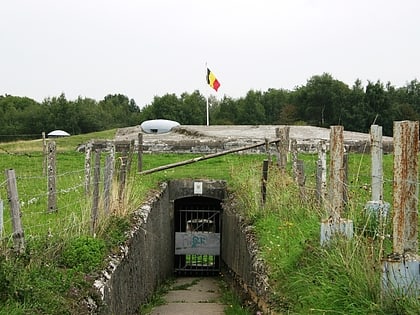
61 236 106 273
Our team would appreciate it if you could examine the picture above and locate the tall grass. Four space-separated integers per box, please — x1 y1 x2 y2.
1 132 420 314
227 153 420 314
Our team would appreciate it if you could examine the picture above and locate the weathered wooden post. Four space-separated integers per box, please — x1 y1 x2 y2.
5 169 25 254
291 139 298 181
103 153 115 216
320 126 353 245
47 141 57 213
91 149 101 235
42 132 47 176
137 133 143 172
382 121 420 296
343 153 349 205
261 159 269 205
276 126 290 171
0 199 3 240
316 140 327 205
264 138 271 163
365 125 390 235
84 141 93 195
296 160 305 199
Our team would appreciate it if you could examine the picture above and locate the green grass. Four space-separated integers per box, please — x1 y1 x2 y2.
1 131 420 314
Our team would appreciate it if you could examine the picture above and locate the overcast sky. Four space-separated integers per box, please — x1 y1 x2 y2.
1 0 419 108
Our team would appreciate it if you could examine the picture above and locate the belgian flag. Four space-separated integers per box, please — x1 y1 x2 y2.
206 68 221 92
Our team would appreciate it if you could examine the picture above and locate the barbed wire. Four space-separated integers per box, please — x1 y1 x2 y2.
0 144 419 247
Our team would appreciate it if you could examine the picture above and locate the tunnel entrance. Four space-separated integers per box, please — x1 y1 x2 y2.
174 196 222 275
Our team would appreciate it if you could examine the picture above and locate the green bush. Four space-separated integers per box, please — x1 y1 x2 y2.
61 236 106 273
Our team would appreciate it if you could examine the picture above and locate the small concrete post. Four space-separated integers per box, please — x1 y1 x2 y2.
392 121 418 254
371 125 383 201
320 126 353 245
365 125 390 235
316 140 327 205
329 126 344 222
382 121 420 297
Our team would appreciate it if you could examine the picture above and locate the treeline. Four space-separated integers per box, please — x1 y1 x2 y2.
1 73 420 140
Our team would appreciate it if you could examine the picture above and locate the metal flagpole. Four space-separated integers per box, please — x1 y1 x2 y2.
206 96 209 126
205 62 210 126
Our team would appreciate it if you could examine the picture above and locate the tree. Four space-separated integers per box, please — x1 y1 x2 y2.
260 88 290 124
180 91 207 124
237 90 265 124
211 96 238 125
364 81 393 135
294 73 351 127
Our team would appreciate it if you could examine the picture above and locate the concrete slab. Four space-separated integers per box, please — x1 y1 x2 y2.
150 303 225 315
150 277 226 315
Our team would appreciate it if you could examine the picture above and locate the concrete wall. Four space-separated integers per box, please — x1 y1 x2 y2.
95 183 174 315
93 178 274 314
221 208 272 313
168 179 227 201
94 179 227 314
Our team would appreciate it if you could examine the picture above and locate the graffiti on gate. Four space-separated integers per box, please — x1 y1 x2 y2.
175 232 220 255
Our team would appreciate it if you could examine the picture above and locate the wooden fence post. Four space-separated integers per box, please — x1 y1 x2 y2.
276 126 289 171
91 149 101 235
265 138 271 163
138 133 143 172
320 126 353 245
382 120 420 297
5 169 25 254
291 139 298 181
261 159 269 205
343 152 349 205
42 132 47 176
0 199 3 240
296 160 305 199
103 153 115 216
316 140 327 205
47 141 57 213
84 141 93 195
118 147 129 207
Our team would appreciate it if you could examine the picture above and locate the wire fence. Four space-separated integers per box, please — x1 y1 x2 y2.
0 123 418 260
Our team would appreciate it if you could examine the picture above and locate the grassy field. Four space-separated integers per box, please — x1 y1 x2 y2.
0 131 419 314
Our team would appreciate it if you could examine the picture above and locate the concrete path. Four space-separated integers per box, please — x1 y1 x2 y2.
150 277 226 315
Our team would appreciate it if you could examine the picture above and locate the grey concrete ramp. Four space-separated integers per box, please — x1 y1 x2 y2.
150 277 226 315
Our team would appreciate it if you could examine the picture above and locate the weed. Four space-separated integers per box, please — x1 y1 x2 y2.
60 236 106 273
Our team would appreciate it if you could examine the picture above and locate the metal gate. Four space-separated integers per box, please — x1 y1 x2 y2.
174 197 222 275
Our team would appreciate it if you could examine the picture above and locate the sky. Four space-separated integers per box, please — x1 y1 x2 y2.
1 0 419 108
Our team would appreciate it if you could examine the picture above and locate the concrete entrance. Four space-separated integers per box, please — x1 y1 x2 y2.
174 196 222 275
168 179 226 275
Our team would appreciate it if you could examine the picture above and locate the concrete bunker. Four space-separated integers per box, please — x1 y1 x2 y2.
171 179 226 275
96 178 269 314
